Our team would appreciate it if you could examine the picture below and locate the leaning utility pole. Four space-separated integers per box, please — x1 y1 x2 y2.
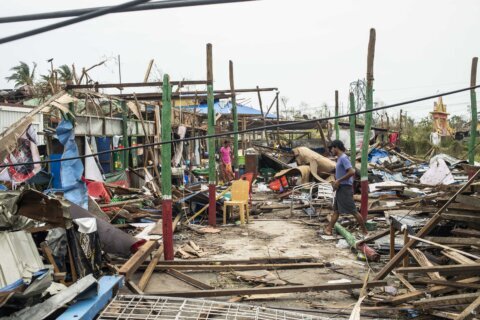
207 43 217 227
360 28 376 221
469 57 478 165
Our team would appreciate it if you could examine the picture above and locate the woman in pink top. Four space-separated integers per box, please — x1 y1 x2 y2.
219 140 234 182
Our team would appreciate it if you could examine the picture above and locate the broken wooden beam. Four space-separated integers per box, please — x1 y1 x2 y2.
396 264 480 276
138 256 316 266
456 294 480 320
147 262 327 272
425 236 480 247
144 280 387 297
165 269 214 290
118 240 159 280
137 245 164 291
412 292 480 309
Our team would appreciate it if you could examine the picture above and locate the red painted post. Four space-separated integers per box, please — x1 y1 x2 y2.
207 43 217 227
162 199 174 260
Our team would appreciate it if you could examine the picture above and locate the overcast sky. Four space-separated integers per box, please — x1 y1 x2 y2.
1 0 479 120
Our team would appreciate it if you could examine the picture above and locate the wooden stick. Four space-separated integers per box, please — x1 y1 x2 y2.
145 280 387 298
165 269 214 290
396 264 480 275
119 240 159 280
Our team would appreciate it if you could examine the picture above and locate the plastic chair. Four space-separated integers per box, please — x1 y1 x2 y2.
223 179 250 225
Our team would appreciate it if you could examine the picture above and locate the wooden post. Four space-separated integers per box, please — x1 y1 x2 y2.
360 28 376 221
161 74 174 261
389 224 395 260
335 90 340 140
207 43 216 227
229 61 239 179
403 228 409 267
469 57 478 165
276 91 280 145
399 109 403 132
257 85 267 142
349 92 356 166
120 100 130 170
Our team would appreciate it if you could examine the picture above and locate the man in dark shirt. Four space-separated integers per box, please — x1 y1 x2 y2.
325 140 368 236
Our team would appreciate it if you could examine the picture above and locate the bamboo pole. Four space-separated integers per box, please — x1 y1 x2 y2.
229 61 239 179
360 28 376 221
469 57 478 165
161 74 174 260
207 43 217 226
349 92 356 166
335 90 340 140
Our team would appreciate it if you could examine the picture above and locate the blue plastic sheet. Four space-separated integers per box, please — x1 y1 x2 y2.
368 148 390 164
56 120 88 209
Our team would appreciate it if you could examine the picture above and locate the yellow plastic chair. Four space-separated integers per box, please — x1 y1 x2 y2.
223 179 250 225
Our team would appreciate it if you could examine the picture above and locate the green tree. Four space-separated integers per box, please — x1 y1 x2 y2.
5 61 37 87
56 64 73 83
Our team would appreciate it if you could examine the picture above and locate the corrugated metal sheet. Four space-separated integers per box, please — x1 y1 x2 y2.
0 230 45 288
0 105 44 145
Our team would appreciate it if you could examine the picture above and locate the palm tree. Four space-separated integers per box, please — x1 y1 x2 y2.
5 61 37 87
56 64 73 84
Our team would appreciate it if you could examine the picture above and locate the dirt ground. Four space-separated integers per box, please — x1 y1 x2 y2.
127 191 389 318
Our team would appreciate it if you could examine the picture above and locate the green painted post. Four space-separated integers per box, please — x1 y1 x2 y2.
161 74 174 260
469 57 478 165
335 90 340 140
349 92 356 166
207 43 217 226
120 100 130 169
360 28 376 221
229 60 239 179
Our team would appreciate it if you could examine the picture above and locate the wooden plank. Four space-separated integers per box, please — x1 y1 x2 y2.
452 228 480 239
145 280 387 298
442 250 478 264
355 229 390 247
392 271 416 292
389 277 480 305
411 279 480 290
430 311 460 320
137 256 316 266
99 198 146 208
118 240 159 280
148 262 326 272
456 194 480 208
137 245 164 291
165 269 214 290
409 235 480 260
425 236 480 247
396 264 480 275
455 294 480 320
413 292 480 309
408 248 444 280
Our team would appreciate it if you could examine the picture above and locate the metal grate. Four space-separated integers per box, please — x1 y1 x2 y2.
98 295 328 320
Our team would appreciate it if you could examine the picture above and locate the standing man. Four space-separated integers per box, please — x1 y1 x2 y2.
219 140 234 183
325 140 368 236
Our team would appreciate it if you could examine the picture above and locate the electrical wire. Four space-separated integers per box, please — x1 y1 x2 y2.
0 0 258 24
0 84 479 169
0 0 152 45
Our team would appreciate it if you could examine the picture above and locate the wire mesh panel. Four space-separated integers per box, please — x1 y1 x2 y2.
98 295 328 320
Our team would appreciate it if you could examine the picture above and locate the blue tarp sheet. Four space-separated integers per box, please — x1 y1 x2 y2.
368 148 390 164
181 101 277 118
57 120 88 209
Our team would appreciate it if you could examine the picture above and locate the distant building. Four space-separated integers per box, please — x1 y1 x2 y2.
431 97 454 137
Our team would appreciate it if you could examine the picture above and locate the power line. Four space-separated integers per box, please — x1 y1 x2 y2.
0 0 258 24
1 84 479 169
0 0 151 45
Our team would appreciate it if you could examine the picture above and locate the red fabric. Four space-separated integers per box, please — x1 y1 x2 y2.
389 132 399 144
85 180 111 203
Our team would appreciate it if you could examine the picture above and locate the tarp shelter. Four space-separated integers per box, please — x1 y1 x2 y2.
181 100 277 118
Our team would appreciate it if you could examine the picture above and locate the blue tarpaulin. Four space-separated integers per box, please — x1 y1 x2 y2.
181 101 277 118
368 148 390 164
56 120 88 209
